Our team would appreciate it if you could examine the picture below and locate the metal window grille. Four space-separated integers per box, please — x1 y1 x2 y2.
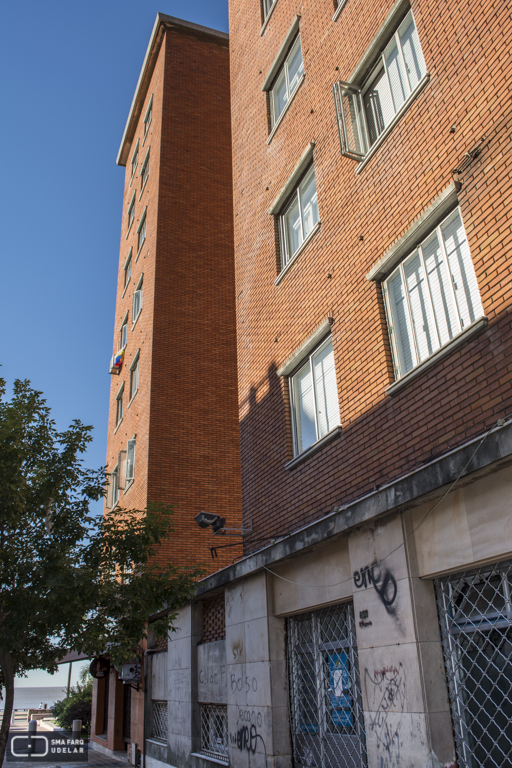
435 560 512 768
288 602 367 768
200 704 228 762
151 701 168 742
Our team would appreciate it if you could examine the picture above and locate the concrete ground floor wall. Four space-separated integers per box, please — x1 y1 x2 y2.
142 422 512 768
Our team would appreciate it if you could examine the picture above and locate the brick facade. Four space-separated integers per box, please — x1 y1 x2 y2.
229 0 512 552
93 16 242 759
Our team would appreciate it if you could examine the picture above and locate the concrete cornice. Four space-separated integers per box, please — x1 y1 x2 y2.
195 418 512 596
117 14 229 167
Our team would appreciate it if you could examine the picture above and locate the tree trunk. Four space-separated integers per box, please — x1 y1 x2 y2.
0 652 14 768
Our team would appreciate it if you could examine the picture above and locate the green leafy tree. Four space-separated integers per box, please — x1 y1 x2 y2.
0 379 201 766
52 665 93 732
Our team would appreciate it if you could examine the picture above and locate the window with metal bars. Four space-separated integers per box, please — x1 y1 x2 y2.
383 208 483 380
287 602 367 768
199 704 228 762
151 701 168 742
436 561 512 768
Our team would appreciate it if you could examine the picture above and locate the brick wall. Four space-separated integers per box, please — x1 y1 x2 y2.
228 0 512 551
104 25 242 574
202 593 226 643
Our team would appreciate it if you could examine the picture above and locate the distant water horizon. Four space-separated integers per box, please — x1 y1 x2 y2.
0 686 67 711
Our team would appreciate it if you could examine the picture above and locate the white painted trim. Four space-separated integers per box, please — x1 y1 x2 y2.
139 147 150 199
366 182 460 281
130 139 140 184
260 0 279 35
142 94 154 147
266 74 305 144
348 0 411 84
355 73 430 174
386 316 488 396
274 221 321 285
333 0 348 21
261 16 301 91
277 317 333 376
268 143 315 214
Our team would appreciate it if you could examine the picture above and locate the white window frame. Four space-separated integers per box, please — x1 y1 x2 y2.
139 148 150 198
279 164 319 268
123 249 132 296
125 437 136 486
120 312 129 350
333 7 427 165
289 336 340 457
115 384 124 430
106 465 119 509
127 193 136 236
137 208 147 257
130 139 139 183
129 351 140 403
383 207 484 381
269 35 304 129
132 276 143 326
143 95 153 144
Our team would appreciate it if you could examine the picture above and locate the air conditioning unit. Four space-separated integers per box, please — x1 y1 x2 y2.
120 663 142 682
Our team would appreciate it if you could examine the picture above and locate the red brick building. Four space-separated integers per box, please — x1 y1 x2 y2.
156 1 512 767
90 15 241 761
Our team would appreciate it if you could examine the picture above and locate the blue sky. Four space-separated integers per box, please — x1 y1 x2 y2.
0 0 229 690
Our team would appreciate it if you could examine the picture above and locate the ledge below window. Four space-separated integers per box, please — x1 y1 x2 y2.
386 316 488 397
355 73 430 175
191 753 228 766
275 221 321 286
286 425 342 471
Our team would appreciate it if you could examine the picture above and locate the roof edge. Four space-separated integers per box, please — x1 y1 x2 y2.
116 14 229 167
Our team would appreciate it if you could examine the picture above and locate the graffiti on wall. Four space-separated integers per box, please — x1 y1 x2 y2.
353 562 397 615
365 663 406 766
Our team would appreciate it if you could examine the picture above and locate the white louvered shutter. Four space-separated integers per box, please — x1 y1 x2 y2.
294 363 317 453
404 251 438 362
312 338 339 438
442 212 483 330
386 270 415 376
422 230 459 344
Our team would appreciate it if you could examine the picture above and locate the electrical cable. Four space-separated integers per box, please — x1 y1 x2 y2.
253 416 509 589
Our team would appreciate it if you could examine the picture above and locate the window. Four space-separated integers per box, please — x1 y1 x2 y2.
115 385 124 428
140 149 150 194
137 209 147 254
280 165 319 266
288 604 367 768
133 277 143 323
144 96 153 141
120 314 128 349
106 465 119 508
127 194 135 232
126 438 136 483
130 352 140 401
270 35 304 126
290 337 340 455
151 701 167 742
334 10 426 160
130 140 139 181
200 705 228 762
383 209 484 380
124 250 132 290
263 0 277 19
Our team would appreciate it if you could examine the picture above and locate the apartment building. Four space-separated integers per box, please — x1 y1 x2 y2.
90 15 242 763
143 0 512 767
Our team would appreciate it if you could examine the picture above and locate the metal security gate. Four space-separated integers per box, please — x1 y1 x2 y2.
287 602 367 768
436 561 512 768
